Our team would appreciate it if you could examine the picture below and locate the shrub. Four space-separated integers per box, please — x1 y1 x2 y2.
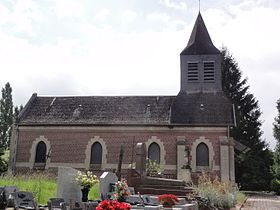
195 172 237 209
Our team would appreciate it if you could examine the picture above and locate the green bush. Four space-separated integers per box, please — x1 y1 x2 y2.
195 172 237 209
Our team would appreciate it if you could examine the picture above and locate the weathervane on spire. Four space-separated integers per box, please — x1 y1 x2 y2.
199 0 201 12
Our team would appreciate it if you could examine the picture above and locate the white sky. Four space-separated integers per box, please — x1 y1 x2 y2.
0 0 279 149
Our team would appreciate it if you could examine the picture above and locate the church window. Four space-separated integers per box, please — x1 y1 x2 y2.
203 62 215 81
148 142 160 164
187 62 199 81
196 143 209 167
90 142 102 165
35 141 46 163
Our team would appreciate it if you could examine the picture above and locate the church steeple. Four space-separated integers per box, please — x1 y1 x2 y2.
180 12 222 93
181 12 220 55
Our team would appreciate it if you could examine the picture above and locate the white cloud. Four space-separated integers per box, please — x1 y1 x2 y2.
159 0 187 11
121 10 137 24
94 8 110 22
146 12 170 23
0 4 9 24
54 0 85 19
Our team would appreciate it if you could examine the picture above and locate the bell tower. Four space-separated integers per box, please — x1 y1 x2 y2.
180 12 222 93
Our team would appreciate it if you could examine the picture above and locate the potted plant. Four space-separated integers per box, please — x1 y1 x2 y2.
75 170 99 202
158 194 179 208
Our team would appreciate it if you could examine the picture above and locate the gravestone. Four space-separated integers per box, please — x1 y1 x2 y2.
135 143 146 175
99 172 118 200
11 191 36 210
57 167 81 203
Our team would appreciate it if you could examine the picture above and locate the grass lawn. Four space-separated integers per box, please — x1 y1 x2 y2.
0 174 100 204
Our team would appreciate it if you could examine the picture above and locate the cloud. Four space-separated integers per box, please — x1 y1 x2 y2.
94 8 111 22
121 10 137 24
159 0 187 11
54 0 85 19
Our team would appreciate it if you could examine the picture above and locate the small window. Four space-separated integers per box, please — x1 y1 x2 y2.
90 142 102 165
196 143 209 167
204 62 215 82
35 141 46 163
187 62 198 81
148 142 160 164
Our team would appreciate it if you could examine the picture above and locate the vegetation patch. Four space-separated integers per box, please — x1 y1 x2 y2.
195 172 238 209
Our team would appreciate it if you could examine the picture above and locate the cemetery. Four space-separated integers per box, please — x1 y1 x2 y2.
0 143 240 210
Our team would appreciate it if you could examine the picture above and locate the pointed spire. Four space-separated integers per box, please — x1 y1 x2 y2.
181 12 220 55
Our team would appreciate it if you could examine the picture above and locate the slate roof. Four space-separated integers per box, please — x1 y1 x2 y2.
171 91 234 125
181 12 220 55
18 94 175 125
18 93 234 126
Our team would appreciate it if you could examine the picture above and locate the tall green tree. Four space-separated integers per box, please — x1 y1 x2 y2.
221 48 273 190
0 82 14 150
14 105 23 121
271 99 280 193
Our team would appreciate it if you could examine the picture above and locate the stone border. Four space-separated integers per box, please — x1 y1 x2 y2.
29 135 51 169
85 136 108 170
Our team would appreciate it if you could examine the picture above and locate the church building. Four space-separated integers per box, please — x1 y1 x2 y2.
10 12 235 182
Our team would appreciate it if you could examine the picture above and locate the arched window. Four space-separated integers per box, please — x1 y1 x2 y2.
35 141 46 163
148 142 160 164
90 142 102 165
196 143 209 167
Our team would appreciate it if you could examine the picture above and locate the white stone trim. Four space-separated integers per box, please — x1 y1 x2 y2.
190 136 216 172
85 136 108 170
29 136 51 169
145 136 166 168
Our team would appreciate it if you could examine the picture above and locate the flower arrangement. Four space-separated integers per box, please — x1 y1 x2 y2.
96 200 131 210
146 158 161 177
158 194 179 207
75 170 99 188
113 178 130 202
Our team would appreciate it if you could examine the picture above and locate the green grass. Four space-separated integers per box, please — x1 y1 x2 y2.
0 174 100 204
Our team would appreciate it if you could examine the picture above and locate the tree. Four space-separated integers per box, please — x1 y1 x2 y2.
14 105 23 121
272 99 280 194
221 48 273 190
0 82 14 149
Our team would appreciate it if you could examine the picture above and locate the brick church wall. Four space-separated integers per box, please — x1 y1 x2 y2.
14 126 228 179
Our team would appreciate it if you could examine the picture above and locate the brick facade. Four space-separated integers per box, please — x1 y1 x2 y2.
12 125 230 180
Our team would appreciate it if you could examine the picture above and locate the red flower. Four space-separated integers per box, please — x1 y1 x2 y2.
158 194 179 206
97 200 131 210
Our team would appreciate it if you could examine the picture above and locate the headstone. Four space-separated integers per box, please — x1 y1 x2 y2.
135 143 146 175
99 172 118 200
47 198 65 210
10 191 36 209
57 167 81 203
